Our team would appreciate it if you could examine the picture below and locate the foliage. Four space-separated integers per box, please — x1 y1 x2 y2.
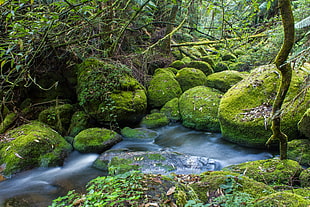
50 171 144 207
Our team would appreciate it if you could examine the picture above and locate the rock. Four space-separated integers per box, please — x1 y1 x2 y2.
0 121 72 177
147 68 182 108
298 108 310 139
205 70 245 92
300 168 310 187
93 151 217 175
223 158 303 185
160 98 181 122
140 113 170 128
200 56 216 69
73 128 122 153
253 192 310 207
38 104 74 135
214 61 229 72
179 86 222 132
76 58 147 124
221 52 237 61
186 61 214 75
189 171 274 204
175 68 207 92
68 111 90 137
169 60 186 69
218 64 310 147
288 139 310 167
121 127 159 139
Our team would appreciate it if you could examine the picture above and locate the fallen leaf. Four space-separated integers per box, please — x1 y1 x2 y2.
14 152 24 159
145 203 159 207
166 186 176 196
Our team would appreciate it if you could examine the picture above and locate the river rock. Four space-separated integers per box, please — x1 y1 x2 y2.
186 60 214 75
175 68 207 92
93 151 218 175
179 86 222 132
0 121 72 177
218 64 310 147
287 139 310 167
140 112 170 128
147 68 182 108
205 70 245 92
76 58 147 125
121 127 159 139
73 128 122 153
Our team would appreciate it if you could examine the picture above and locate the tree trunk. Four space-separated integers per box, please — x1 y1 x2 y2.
266 0 294 160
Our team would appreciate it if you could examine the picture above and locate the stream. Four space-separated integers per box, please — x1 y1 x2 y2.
0 123 274 207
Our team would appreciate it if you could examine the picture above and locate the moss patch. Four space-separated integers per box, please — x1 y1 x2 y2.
175 68 207 92
120 127 159 139
206 70 245 92
253 192 310 207
140 112 169 128
186 60 214 75
288 139 310 167
300 168 310 187
73 128 122 153
160 97 181 122
179 86 222 132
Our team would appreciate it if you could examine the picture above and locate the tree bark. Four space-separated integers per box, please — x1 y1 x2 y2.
266 0 294 160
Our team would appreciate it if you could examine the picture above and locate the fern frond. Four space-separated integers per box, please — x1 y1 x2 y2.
295 16 310 29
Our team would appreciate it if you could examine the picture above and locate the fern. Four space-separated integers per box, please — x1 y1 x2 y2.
295 16 310 29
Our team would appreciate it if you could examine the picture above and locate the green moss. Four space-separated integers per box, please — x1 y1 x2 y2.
175 68 207 92
120 127 158 139
223 158 303 185
298 108 310 139
108 157 140 175
253 192 310 207
147 72 182 108
300 168 310 187
221 52 237 61
179 86 222 132
186 61 214 75
288 139 310 167
229 62 247 71
0 121 72 177
214 61 229 72
73 128 122 153
0 112 17 134
38 104 74 135
169 60 186 69
68 111 90 137
160 98 181 122
283 187 310 200
218 65 309 147
181 56 191 64
140 112 169 128
205 70 245 92
146 153 166 161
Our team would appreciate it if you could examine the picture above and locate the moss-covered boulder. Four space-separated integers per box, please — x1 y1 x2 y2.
253 192 310 207
175 68 207 92
160 98 181 122
140 112 169 128
214 61 229 72
0 121 72 177
186 61 214 75
169 60 186 69
288 139 310 167
179 86 222 132
38 104 74 135
120 127 159 139
77 58 147 124
300 168 310 187
218 65 310 147
73 128 122 153
189 171 274 204
223 158 303 185
221 52 237 61
298 108 310 139
68 111 90 137
147 68 182 108
201 56 216 69
205 70 245 92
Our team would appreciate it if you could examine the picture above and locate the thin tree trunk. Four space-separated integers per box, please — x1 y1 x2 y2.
266 0 294 160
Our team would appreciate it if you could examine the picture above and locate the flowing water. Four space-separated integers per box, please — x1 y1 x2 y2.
0 123 274 206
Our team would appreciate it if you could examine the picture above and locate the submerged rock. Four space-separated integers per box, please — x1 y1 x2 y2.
73 128 122 153
94 151 218 175
218 64 309 147
179 86 222 132
0 121 72 177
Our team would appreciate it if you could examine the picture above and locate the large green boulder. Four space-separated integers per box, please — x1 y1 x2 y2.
179 86 222 132
223 158 303 185
160 98 181 122
76 58 147 124
0 121 72 177
38 104 74 135
186 61 214 75
147 68 182 108
175 68 207 92
205 70 245 92
218 65 309 147
288 139 310 167
298 108 310 139
73 128 122 153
